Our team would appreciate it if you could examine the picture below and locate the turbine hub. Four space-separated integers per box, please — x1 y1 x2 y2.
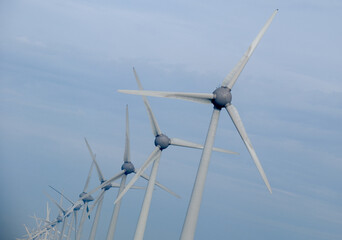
121 162 135 175
212 87 232 109
154 134 170 150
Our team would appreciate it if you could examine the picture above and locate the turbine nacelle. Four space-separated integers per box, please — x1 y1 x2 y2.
121 162 135 175
212 87 232 109
79 192 94 203
154 134 171 150
73 203 82 211
100 179 112 191
56 216 63 223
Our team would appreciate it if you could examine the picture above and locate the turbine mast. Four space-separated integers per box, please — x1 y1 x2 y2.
180 108 220 240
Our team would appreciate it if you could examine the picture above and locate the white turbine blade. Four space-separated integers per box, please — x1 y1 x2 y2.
226 104 272 193
24 225 32 238
83 161 94 192
170 138 238 155
110 182 121 188
114 147 161 204
44 192 66 215
32 214 40 228
49 186 75 205
130 185 146 190
222 9 278 89
133 68 162 137
118 89 214 105
82 170 126 199
31 228 47 240
84 138 105 183
123 105 131 162
140 173 180 198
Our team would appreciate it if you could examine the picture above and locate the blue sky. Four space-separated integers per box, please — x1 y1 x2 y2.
1 0 342 239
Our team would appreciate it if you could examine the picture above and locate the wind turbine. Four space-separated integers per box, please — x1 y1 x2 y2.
116 69 238 240
48 159 95 240
31 193 66 240
84 105 181 240
44 192 70 240
47 186 84 240
118 9 278 239
75 161 96 240
83 137 122 240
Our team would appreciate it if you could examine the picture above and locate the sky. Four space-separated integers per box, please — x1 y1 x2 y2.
1 0 342 239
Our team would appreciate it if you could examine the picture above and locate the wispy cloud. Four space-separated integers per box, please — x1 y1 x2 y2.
15 36 46 48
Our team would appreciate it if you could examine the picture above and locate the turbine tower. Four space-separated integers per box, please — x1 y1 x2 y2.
118 9 278 240
116 69 238 240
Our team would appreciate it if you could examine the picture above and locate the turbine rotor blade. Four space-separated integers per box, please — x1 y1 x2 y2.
118 90 214 105
124 105 131 162
84 138 105 183
83 161 94 193
133 68 162 137
140 173 180 198
226 104 272 193
44 192 66 216
49 186 74 205
24 225 32 238
114 147 161 204
222 9 278 89
170 138 238 155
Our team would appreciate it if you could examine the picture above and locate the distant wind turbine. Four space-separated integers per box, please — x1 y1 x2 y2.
84 105 180 240
48 159 95 240
44 192 70 240
32 193 66 240
118 9 278 240
116 68 238 240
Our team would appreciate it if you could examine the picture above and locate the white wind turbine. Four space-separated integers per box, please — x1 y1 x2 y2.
84 105 180 240
48 159 95 240
118 9 278 240
44 192 70 240
47 193 76 240
47 186 84 240
115 68 238 240
83 138 123 240
31 193 66 240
